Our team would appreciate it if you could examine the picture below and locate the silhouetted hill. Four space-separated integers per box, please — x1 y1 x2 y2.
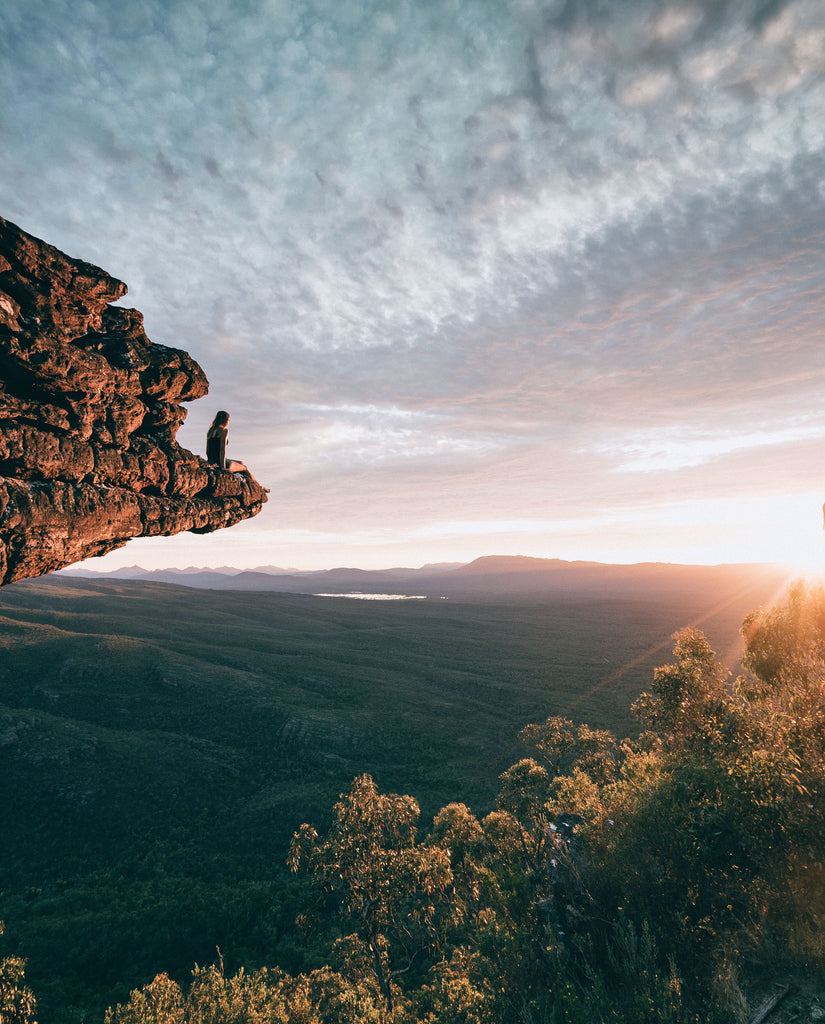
456 555 594 573
64 556 792 604
442 556 792 602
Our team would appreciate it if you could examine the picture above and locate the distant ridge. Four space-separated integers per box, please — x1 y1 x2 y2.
455 555 603 574
61 556 792 605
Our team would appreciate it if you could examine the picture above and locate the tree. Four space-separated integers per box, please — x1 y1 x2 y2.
0 924 36 1024
288 774 457 1013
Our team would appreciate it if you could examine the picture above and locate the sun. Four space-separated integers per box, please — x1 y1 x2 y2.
780 542 825 582
637 492 825 580
759 493 825 581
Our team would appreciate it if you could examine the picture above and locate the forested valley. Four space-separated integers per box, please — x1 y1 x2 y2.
1 571 823 1023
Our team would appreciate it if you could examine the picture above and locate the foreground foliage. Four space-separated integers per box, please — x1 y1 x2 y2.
18 584 825 1021
0 923 36 1024
0 572 783 1022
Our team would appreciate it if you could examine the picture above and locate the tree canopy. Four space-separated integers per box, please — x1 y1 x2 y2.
52 584 825 1022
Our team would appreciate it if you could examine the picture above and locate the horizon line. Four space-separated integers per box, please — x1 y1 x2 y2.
59 553 795 576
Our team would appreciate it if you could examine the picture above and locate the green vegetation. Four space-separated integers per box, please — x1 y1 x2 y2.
0 922 36 1024
1 572 821 1021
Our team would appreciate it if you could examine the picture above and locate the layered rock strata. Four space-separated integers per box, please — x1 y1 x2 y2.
0 216 267 585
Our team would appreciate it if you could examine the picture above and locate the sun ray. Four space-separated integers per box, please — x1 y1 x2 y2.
559 567 798 722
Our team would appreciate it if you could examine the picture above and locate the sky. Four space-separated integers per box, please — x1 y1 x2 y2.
3 0 825 572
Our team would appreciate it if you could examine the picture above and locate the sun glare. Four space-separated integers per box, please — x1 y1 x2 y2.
578 493 825 579
731 493 825 581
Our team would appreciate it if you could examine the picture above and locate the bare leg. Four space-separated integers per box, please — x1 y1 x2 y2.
226 459 269 492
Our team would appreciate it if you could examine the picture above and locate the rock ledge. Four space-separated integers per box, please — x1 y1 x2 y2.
0 216 267 585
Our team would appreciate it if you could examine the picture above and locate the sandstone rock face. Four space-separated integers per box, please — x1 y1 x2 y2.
0 216 267 585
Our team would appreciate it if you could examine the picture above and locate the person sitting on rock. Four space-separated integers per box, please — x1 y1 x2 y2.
206 410 248 473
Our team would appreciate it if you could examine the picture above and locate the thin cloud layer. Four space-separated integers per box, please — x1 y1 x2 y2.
2 0 825 568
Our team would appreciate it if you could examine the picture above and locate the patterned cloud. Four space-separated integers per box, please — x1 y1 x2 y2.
2 0 825 567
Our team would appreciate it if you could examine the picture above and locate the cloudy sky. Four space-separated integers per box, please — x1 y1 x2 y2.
3 0 825 571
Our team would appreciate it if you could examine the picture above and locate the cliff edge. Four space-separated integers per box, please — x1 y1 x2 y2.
0 216 267 585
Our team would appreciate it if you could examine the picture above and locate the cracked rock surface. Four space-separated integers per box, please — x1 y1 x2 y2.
0 215 267 585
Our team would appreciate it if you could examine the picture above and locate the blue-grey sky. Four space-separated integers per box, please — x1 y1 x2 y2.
3 0 825 570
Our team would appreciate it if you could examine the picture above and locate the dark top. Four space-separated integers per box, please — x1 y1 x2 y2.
206 426 227 469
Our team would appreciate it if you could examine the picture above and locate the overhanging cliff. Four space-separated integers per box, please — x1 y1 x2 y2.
0 216 267 585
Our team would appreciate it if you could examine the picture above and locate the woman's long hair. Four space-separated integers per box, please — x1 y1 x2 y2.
208 410 229 436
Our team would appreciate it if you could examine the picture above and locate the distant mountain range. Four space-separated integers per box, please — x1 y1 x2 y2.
60 555 794 603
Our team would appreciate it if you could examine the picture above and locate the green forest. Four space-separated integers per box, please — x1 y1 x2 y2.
1 577 824 1022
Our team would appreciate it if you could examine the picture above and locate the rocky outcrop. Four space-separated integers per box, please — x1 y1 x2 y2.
0 216 267 586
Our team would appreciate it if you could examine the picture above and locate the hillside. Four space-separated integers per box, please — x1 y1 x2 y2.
0 565 797 1022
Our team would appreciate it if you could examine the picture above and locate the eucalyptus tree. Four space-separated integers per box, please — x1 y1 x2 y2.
288 774 458 1013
